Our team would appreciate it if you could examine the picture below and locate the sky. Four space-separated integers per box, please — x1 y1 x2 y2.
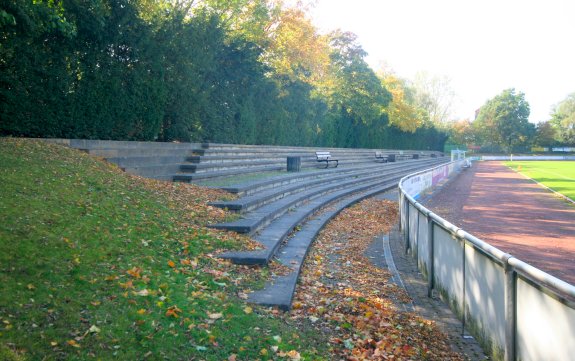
309 0 575 123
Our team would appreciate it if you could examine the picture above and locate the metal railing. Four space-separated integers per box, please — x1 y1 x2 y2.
398 161 575 361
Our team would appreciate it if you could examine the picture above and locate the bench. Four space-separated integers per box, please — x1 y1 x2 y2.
315 151 338 168
375 151 388 163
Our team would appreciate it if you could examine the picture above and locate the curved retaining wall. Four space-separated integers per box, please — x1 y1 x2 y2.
398 161 575 361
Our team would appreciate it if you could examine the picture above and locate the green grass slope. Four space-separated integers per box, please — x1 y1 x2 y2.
505 161 575 201
0 138 327 360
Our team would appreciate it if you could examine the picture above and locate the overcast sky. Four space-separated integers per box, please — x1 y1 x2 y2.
310 0 575 123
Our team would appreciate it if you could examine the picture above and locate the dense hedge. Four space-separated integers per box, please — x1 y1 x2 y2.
0 0 447 150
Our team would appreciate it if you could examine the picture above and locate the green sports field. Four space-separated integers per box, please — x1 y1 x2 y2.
505 161 575 201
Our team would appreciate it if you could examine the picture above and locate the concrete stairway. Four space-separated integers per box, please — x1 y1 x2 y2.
212 157 448 310
45 139 201 181
46 138 447 310
47 139 443 183
174 143 442 182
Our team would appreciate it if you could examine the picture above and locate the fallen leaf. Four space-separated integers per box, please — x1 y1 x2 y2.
67 340 81 348
286 350 301 360
208 312 223 320
134 289 150 296
119 280 134 289
88 325 100 334
167 260 176 268
126 267 142 278
166 305 182 318
243 306 253 314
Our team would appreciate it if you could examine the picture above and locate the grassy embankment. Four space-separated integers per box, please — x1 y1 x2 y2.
0 138 328 360
505 161 575 201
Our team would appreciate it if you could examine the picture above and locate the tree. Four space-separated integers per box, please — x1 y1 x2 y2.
0 0 448 150
264 6 330 85
323 30 391 147
412 71 456 124
534 121 557 148
191 0 278 47
474 88 534 152
446 119 475 148
379 71 425 132
550 92 575 145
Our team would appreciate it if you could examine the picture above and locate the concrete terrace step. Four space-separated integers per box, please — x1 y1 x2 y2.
107 155 190 167
180 159 291 173
246 181 400 310
122 164 184 178
211 170 382 212
244 159 446 310
88 148 196 158
210 160 442 236
218 175 403 265
187 155 295 164
182 156 431 183
45 138 201 150
181 156 388 174
195 149 392 158
210 161 437 212
220 165 378 196
188 154 378 164
211 170 400 234
175 158 417 183
217 159 444 265
45 139 445 184
199 143 440 158
221 158 446 196
173 165 286 182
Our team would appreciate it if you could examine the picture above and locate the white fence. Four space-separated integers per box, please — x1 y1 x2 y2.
398 161 575 361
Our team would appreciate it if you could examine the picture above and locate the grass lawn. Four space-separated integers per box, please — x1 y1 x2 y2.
505 161 575 201
0 138 328 360
1 138 467 361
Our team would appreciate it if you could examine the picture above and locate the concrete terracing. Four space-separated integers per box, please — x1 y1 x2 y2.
47 138 447 310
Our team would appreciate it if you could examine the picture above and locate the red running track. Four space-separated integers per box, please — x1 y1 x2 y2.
425 161 575 285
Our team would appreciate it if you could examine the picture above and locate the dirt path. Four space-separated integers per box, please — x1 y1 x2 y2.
424 161 575 285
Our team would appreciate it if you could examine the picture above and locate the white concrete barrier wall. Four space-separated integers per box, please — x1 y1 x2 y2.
416 212 429 273
482 155 575 161
464 245 506 356
434 226 464 311
516 278 575 361
398 160 575 361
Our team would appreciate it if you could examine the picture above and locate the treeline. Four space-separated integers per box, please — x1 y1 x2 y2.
446 89 575 153
0 0 447 150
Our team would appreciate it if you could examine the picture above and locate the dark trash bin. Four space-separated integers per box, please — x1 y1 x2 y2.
287 156 301 172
